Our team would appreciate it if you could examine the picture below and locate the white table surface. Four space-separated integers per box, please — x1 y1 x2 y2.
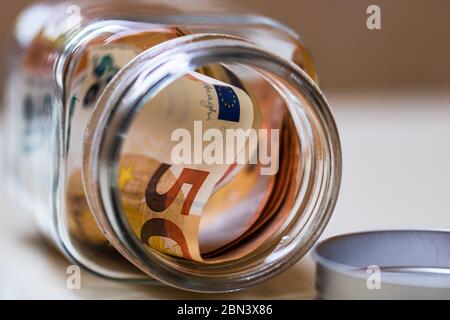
1 91 450 299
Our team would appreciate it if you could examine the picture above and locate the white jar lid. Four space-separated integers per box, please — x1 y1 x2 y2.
312 230 450 299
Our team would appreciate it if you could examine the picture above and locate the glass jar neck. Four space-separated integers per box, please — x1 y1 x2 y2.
82 33 341 292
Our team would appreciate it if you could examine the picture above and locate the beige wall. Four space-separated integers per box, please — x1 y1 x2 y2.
1 0 450 91
239 0 450 90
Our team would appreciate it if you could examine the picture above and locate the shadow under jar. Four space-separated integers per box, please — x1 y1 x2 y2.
3 0 341 292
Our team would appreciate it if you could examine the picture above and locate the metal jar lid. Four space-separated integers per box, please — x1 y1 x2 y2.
312 230 450 299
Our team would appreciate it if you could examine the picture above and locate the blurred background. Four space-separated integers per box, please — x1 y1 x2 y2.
1 0 450 91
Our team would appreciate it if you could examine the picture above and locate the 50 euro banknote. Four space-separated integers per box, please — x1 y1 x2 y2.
65 34 286 263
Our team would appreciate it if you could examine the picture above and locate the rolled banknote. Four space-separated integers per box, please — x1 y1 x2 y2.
118 70 258 262
66 27 295 263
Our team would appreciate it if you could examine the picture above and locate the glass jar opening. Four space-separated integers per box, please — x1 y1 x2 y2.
83 34 341 292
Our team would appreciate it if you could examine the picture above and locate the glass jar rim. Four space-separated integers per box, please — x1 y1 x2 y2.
82 33 342 292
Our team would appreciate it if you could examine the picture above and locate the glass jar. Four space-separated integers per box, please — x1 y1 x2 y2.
3 0 341 292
